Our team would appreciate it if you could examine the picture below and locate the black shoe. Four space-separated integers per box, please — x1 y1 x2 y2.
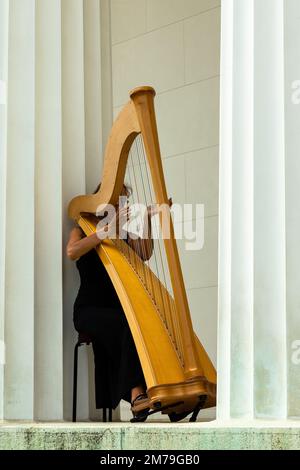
130 393 150 422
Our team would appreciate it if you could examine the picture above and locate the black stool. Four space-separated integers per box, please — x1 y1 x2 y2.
72 332 113 422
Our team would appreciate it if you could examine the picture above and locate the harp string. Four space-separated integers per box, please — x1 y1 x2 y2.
127 146 149 289
133 135 184 362
133 139 160 301
119 156 133 271
131 134 182 360
128 144 156 297
114 134 184 363
138 135 184 362
127 150 141 274
127 139 170 317
134 136 168 328
135 136 174 330
130 140 163 307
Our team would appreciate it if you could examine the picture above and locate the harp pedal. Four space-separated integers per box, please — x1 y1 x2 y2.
189 395 207 422
130 401 184 423
168 395 207 423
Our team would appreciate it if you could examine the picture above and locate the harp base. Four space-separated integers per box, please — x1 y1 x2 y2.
130 395 208 423
148 375 216 414
130 376 216 422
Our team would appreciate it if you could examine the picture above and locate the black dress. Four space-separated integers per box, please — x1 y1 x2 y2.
73 247 146 409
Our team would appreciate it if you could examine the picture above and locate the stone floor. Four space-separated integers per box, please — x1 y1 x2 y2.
0 420 300 450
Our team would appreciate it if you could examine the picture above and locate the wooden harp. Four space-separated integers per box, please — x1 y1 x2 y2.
68 86 216 421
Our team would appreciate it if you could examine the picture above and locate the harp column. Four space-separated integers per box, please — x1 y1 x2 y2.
218 0 300 420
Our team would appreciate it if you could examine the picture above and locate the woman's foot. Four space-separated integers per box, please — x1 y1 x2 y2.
131 385 146 403
130 392 150 422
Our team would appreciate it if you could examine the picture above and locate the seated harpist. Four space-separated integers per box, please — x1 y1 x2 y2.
67 86 216 422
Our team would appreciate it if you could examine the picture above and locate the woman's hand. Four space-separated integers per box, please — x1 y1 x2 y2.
100 206 131 238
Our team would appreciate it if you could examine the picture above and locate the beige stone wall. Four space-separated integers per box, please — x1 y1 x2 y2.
110 0 221 368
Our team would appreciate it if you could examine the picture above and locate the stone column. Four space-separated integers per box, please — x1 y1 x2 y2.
285 0 300 418
0 0 114 421
4 0 36 420
1 0 64 420
0 0 9 420
82 0 118 421
218 0 300 420
62 0 114 421
35 0 63 421
61 0 87 421
83 0 104 193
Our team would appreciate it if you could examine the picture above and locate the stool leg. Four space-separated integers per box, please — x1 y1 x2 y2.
109 408 112 422
103 408 107 422
72 342 80 422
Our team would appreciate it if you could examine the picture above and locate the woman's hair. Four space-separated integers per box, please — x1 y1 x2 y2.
93 182 132 196
93 183 101 194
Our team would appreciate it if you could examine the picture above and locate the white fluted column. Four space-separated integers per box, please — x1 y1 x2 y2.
218 0 293 420
2 0 64 421
62 0 87 421
35 0 63 421
82 0 118 421
285 0 300 418
83 0 103 193
0 0 113 421
99 0 113 155
4 0 36 420
0 0 9 420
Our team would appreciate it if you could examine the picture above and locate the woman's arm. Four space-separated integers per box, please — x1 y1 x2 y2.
66 227 101 260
